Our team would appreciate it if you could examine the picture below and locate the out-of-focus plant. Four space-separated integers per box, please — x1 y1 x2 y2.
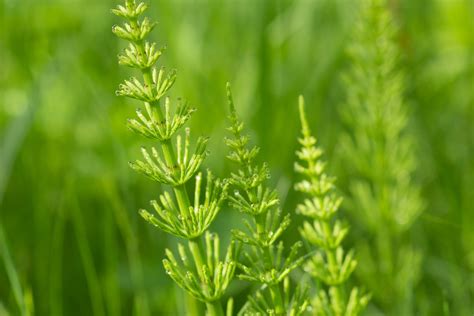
112 1 237 315
338 0 424 314
295 97 369 316
225 84 308 315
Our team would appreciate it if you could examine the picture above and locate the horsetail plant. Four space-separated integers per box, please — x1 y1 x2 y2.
225 84 307 315
338 0 424 313
295 97 369 316
112 1 237 315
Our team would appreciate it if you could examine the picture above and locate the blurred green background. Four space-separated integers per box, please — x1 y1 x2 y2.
0 0 472 315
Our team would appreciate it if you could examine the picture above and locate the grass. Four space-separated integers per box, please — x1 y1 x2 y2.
0 224 29 316
0 0 472 315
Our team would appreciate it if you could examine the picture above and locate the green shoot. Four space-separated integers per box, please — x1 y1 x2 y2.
112 1 235 314
338 0 424 313
225 84 307 315
295 96 369 315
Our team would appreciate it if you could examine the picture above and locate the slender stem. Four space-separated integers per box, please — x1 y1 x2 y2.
226 298 234 316
188 239 205 280
189 238 226 316
255 214 284 314
174 184 192 218
322 221 344 314
255 213 266 245
206 301 224 316
0 224 29 316
141 66 193 218
132 30 225 316
160 139 176 166
269 284 284 315
329 285 343 316
186 293 200 316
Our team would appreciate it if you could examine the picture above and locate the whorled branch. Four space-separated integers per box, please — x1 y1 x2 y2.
139 171 228 239
244 278 309 316
127 98 195 141
163 232 239 302
116 68 176 103
130 128 209 186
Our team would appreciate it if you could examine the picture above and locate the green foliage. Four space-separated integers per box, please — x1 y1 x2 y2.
338 0 424 313
127 99 195 141
163 232 238 302
0 225 31 316
139 171 227 239
295 97 369 315
130 130 209 186
244 278 309 316
112 1 234 314
1 0 472 314
225 84 307 315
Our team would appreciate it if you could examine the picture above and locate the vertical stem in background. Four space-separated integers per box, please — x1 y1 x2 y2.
102 209 120 316
255 0 272 154
337 1 424 312
49 181 70 316
105 182 151 316
71 195 106 316
0 224 29 316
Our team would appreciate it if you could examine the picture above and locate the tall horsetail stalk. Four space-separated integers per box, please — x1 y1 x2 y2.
111 1 236 315
295 97 369 315
338 0 424 313
225 85 308 315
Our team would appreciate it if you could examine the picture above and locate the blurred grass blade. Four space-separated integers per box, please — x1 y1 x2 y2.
70 185 106 316
103 199 121 316
0 93 36 205
102 179 150 316
48 178 72 316
0 223 30 316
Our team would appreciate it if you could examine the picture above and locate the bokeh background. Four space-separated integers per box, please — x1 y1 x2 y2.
0 0 472 315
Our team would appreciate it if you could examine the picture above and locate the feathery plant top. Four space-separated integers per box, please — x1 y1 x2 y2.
295 97 369 315
112 1 237 313
112 0 227 240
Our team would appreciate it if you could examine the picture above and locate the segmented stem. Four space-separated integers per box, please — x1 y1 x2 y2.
112 3 229 314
